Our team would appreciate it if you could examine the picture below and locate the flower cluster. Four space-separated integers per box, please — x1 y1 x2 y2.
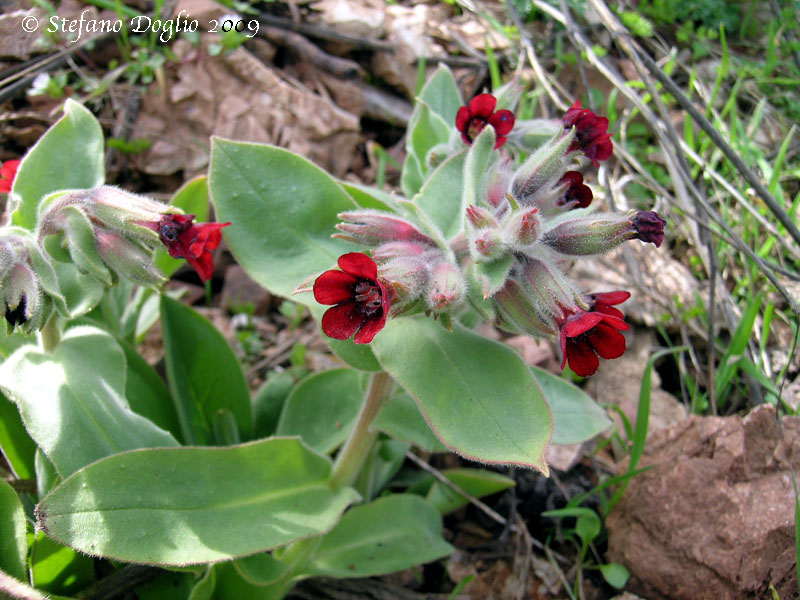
311 91 665 375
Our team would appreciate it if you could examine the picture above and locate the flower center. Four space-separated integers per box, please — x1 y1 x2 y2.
160 224 179 242
467 117 487 142
354 281 383 315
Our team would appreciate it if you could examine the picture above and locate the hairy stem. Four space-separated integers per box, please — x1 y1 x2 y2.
329 370 394 490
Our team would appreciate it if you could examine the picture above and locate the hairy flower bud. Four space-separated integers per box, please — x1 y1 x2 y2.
426 261 466 311
510 130 574 203
95 230 168 287
542 211 666 256
493 279 557 336
465 205 499 229
335 211 436 247
471 228 508 261
0 231 52 333
516 255 582 322
504 207 540 246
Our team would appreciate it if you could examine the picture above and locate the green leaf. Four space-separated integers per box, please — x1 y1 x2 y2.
156 176 210 278
209 139 356 303
303 495 454 578
275 369 361 454
353 439 409 502
401 151 425 198
136 570 197 600
0 479 27 581
323 336 382 372
51 260 105 318
409 102 451 172
530 366 612 445
252 371 295 439
0 391 36 479
418 64 462 124
341 181 396 212
599 563 630 589
372 318 552 473
472 255 514 299
0 326 179 477
414 150 467 240
117 337 184 442
462 126 496 210
160 295 252 445
11 99 104 229
189 566 216 600
575 512 601 544
37 438 359 566
30 531 95 596
234 553 288 586
211 562 282 600
373 392 446 452
424 468 515 515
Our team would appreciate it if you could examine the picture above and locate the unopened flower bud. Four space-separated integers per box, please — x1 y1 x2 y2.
426 261 466 311
486 158 513 209
493 279 557 337
95 230 167 287
466 205 498 229
471 228 508 261
335 211 436 247
516 255 582 322
372 241 427 261
632 211 666 247
504 207 540 246
542 211 662 256
510 130 574 202
4 263 39 326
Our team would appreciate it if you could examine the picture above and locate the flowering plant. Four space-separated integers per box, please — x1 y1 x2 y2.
0 68 663 599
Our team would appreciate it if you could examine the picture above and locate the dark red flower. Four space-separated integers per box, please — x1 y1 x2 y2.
557 171 593 209
632 211 666 247
559 309 629 377
456 94 515 149
142 214 231 283
0 159 21 193
562 101 613 167
313 252 391 344
587 290 631 320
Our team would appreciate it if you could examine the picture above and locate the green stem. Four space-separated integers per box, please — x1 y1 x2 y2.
39 315 61 353
268 370 395 598
329 370 394 490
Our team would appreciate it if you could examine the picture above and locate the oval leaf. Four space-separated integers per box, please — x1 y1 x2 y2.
0 391 36 479
371 318 552 473
275 369 362 454
0 326 179 477
160 295 252 444
209 139 356 303
373 392 446 453
414 150 466 239
11 99 104 229
530 366 612 445
0 479 27 581
303 494 453 578
36 438 359 566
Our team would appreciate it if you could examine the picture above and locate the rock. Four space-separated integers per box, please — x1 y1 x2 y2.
309 0 386 38
546 442 583 472
606 404 800 599
220 265 272 315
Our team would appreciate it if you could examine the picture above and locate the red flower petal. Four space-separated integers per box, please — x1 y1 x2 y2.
567 339 600 377
314 270 358 305
563 311 603 338
468 94 497 118
456 106 471 132
588 322 627 359
0 159 20 181
321 302 364 340
0 180 10 193
338 252 377 280
488 110 515 137
353 311 387 344
184 249 215 282
591 291 630 305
